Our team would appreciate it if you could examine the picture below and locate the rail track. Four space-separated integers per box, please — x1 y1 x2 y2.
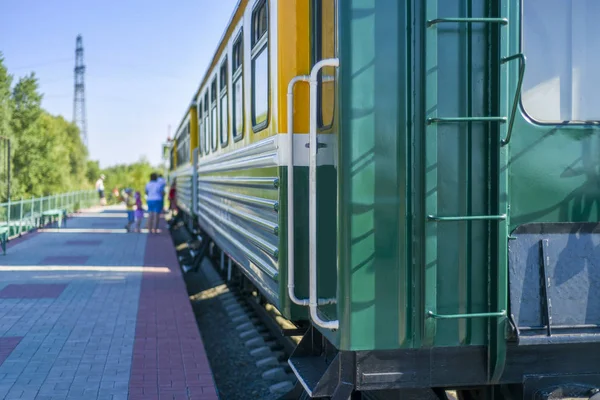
169 219 304 399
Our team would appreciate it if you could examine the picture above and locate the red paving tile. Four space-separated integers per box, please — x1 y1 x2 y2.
0 337 22 365
0 283 67 299
39 255 89 265
130 218 218 400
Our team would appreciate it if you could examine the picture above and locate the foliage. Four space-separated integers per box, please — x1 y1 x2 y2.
5 71 90 198
0 55 12 141
0 52 159 201
100 157 161 204
86 160 101 184
0 54 95 200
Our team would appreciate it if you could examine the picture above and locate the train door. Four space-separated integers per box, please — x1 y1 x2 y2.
307 0 340 332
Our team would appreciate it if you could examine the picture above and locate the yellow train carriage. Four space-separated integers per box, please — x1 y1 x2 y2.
170 0 337 318
169 104 198 223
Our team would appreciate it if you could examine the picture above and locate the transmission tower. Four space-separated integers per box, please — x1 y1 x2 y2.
73 35 87 147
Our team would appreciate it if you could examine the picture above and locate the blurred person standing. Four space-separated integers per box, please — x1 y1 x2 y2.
95 175 106 206
145 173 164 233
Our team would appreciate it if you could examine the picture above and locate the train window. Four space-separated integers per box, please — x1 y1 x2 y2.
313 0 336 129
185 123 190 162
251 0 269 131
220 59 229 146
252 0 268 46
211 78 218 151
176 124 190 167
232 32 244 140
197 100 203 156
523 0 600 122
233 33 243 71
204 92 210 155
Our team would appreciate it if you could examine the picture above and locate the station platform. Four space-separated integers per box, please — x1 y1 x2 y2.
0 206 218 400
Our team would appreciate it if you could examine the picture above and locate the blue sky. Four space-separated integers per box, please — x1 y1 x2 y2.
0 0 238 168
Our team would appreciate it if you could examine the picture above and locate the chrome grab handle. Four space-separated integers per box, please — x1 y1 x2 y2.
192 148 199 215
308 58 339 330
286 74 336 308
286 75 309 306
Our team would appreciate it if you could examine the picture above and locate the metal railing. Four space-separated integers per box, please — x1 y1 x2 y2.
0 190 97 238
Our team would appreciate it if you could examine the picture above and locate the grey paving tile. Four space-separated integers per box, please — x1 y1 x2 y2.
0 208 146 398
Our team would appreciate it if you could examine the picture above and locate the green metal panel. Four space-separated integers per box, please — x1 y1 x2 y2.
424 0 497 349
337 0 411 350
279 165 338 323
423 0 439 348
334 0 511 352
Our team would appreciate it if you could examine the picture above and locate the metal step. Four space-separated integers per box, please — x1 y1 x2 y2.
287 327 353 399
508 223 600 345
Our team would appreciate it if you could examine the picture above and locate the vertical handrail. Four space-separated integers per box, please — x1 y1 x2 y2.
308 58 339 330
500 53 526 146
287 75 310 306
286 75 336 308
192 148 199 216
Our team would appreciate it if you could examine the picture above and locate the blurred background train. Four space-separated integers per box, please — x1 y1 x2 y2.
165 0 600 399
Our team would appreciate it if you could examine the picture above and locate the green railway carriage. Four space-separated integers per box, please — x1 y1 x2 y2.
166 0 600 398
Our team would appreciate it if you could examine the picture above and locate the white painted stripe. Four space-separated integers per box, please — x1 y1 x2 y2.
277 133 337 167
0 266 170 273
71 213 150 218
37 229 155 234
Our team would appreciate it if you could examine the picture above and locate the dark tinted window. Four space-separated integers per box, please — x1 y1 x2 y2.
232 32 244 139
211 78 218 151
251 1 269 131
313 0 336 129
220 60 229 146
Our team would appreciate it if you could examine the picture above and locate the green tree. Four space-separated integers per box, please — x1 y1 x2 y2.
101 158 158 204
86 160 101 184
11 73 42 134
10 74 44 197
64 121 88 185
0 55 13 201
0 54 157 200
9 74 90 197
0 53 12 140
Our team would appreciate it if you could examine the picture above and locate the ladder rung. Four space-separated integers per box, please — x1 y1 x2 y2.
427 17 508 27
428 214 506 222
427 310 507 319
427 117 507 125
